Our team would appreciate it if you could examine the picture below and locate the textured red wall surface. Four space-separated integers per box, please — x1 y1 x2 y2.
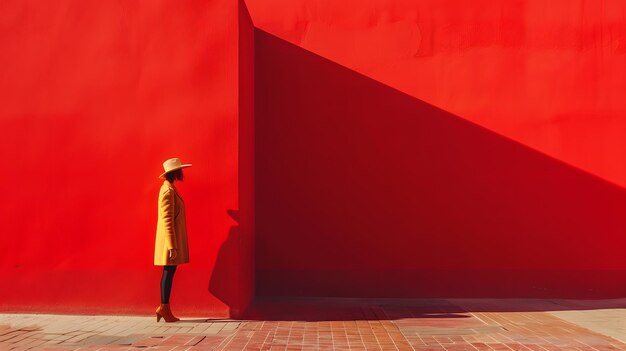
250 0 626 297
0 0 254 317
234 0 256 314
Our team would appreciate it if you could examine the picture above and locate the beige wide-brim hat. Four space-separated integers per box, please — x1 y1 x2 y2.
159 157 192 179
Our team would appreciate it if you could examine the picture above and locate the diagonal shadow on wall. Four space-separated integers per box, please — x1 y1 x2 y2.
254 29 626 299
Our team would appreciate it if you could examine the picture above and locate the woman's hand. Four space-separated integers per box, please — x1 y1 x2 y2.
168 249 178 260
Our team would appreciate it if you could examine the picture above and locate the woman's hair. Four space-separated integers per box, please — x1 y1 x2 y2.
165 169 183 183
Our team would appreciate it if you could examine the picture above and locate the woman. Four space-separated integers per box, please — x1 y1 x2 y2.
154 157 192 322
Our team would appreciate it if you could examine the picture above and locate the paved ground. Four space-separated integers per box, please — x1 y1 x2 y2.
0 298 625 350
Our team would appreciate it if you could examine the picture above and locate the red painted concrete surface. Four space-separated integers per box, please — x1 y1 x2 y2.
250 0 626 297
247 0 626 188
1 0 625 317
0 0 254 317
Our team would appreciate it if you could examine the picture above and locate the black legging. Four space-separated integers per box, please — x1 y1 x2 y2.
160 265 177 304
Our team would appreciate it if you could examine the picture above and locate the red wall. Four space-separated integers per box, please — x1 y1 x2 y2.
247 0 626 188
0 0 254 317
234 0 256 314
2 0 625 314
250 0 626 297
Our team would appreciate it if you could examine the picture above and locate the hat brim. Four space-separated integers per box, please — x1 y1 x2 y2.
159 164 192 179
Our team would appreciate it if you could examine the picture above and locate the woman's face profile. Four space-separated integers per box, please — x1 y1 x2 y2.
177 169 184 181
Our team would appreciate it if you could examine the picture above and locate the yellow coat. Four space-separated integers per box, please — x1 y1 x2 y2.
154 180 190 266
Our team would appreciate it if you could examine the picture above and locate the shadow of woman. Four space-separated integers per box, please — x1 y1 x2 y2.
208 209 241 317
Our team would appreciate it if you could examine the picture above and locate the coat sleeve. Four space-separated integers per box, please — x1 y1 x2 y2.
159 189 177 250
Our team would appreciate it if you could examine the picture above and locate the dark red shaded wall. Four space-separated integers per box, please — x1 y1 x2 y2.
249 0 626 297
247 0 626 189
0 0 254 317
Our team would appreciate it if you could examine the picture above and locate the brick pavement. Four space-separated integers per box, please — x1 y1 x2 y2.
0 298 624 350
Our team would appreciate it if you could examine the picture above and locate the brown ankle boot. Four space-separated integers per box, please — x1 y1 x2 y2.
156 304 180 323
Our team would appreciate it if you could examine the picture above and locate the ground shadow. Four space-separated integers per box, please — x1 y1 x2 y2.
243 297 471 322
254 28 626 300
176 318 236 323
242 296 626 322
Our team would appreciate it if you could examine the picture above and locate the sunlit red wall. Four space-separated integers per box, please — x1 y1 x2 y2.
2 0 625 315
0 0 254 317
249 0 626 297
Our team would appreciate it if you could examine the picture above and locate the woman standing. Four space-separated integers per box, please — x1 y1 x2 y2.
154 157 192 322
